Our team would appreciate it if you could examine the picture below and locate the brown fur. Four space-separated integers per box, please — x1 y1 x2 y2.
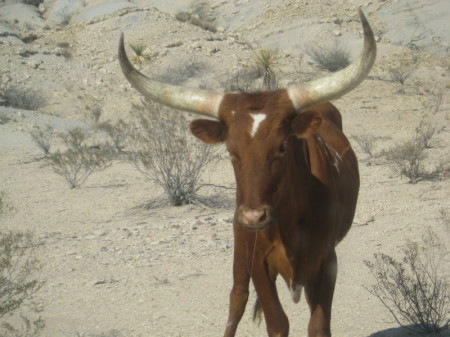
190 90 359 337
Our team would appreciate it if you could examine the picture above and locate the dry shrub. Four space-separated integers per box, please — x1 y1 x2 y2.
175 1 217 33
0 111 11 125
1 85 46 111
30 125 54 155
48 147 110 189
415 118 437 149
384 118 444 183
364 229 449 333
84 104 103 128
306 41 350 72
221 67 262 93
385 137 427 183
99 120 129 155
388 66 413 86
59 127 88 148
156 58 207 85
352 133 379 158
127 100 225 207
0 231 45 336
48 128 111 189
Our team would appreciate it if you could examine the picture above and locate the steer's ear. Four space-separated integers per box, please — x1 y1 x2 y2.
290 111 322 138
190 119 227 144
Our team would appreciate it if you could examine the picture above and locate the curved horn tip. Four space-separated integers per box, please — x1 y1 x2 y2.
358 8 375 40
118 32 135 77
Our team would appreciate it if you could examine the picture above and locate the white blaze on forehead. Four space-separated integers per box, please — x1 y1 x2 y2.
249 113 266 137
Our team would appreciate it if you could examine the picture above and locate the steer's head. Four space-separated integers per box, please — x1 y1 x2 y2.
118 9 376 230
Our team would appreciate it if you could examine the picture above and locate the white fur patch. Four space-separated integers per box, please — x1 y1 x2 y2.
333 151 341 173
290 281 302 303
250 113 266 137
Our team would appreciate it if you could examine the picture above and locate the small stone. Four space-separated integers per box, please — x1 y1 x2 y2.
363 215 375 223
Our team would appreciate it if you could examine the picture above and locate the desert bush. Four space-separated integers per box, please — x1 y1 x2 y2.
156 58 207 85
175 1 217 33
252 48 279 90
423 89 443 115
352 133 378 158
48 127 111 188
306 41 350 72
127 100 224 207
0 231 43 319
189 16 217 33
55 42 72 59
0 225 44 337
55 6 73 25
2 85 46 111
415 118 437 149
99 120 129 155
48 146 111 189
439 208 449 233
59 127 88 149
83 104 103 128
388 66 413 87
30 125 54 155
221 67 262 92
364 229 449 333
0 112 11 124
0 315 45 337
385 136 427 184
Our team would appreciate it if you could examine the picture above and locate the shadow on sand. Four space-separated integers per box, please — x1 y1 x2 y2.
368 326 450 337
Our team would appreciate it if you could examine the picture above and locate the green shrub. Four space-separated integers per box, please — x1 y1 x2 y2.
252 48 279 90
130 44 148 65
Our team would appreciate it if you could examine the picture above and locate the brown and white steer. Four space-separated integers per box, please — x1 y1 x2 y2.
118 9 376 337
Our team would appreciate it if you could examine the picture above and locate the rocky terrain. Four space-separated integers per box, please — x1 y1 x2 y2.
0 0 449 336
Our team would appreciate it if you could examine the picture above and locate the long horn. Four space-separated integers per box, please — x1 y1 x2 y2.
118 33 223 119
287 8 377 112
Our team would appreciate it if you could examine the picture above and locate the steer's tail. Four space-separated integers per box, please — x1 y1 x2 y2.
252 298 263 326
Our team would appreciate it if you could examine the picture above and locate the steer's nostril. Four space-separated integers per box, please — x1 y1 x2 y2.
239 206 273 229
259 209 267 222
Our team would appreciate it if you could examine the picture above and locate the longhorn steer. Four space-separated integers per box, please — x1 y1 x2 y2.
118 9 376 337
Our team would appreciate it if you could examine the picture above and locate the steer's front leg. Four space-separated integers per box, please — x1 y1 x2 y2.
223 227 251 337
252 258 289 336
305 250 337 337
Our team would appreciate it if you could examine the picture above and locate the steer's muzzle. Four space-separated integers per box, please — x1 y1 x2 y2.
237 205 275 230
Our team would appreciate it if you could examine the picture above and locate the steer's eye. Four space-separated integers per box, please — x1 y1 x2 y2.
279 141 288 154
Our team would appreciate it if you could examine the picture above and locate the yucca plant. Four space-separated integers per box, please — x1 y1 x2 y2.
252 48 279 90
130 44 148 65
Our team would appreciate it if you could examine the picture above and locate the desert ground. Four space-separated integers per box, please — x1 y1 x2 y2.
0 0 449 336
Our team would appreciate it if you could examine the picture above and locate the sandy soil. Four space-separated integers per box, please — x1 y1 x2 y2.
0 1 449 336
